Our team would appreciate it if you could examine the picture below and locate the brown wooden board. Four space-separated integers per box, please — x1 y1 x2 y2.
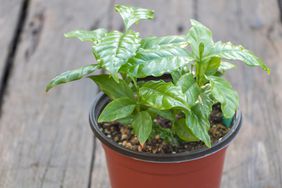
0 0 111 187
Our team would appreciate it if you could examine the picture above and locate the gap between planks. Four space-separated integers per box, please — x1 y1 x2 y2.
0 0 30 116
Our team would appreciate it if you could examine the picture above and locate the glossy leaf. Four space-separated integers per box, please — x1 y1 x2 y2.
89 74 134 99
205 57 221 75
141 35 188 49
132 111 152 144
192 88 214 121
46 64 99 92
207 41 270 74
195 57 221 85
177 73 200 106
186 19 214 59
171 68 186 84
218 61 236 72
175 118 198 142
147 108 174 122
64 28 107 42
208 76 239 118
93 30 141 76
116 115 134 125
122 47 192 78
139 80 189 111
98 97 136 122
176 73 195 92
185 111 211 147
115 4 154 30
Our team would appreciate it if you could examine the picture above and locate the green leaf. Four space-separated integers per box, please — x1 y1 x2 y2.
218 61 235 72
89 74 134 99
116 115 134 125
192 88 214 121
141 35 188 49
207 41 270 74
132 111 152 144
139 80 189 111
126 57 192 78
175 118 198 142
122 47 192 78
98 97 136 122
186 19 214 59
176 73 195 92
196 57 221 85
205 57 221 75
185 111 211 147
64 28 107 42
46 64 99 92
93 30 141 76
208 76 239 118
147 108 174 122
176 73 200 106
171 68 186 84
115 4 154 30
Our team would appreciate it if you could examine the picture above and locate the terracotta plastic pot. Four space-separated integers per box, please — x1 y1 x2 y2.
89 93 242 188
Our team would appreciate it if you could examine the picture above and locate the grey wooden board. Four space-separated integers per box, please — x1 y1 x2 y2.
0 0 111 187
0 0 23 88
196 0 282 187
90 0 194 187
92 1 282 188
0 0 282 188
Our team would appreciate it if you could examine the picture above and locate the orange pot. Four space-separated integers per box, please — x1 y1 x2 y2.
90 93 242 188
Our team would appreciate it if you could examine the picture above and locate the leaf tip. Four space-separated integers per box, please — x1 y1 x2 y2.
45 84 52 92
64 32 72 38
206 141 212 148
97 116 105 123
114 4 122 12
266 67 271 75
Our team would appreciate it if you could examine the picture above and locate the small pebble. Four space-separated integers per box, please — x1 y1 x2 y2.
155 135 160 140
99 104 230 154
121 134 128 140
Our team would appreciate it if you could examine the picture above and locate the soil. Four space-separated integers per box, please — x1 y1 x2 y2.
99 103 230 154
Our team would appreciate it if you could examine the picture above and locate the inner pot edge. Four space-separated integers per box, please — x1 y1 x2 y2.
89 92 242 163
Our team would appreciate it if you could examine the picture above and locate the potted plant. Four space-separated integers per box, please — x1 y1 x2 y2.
46 4 270 188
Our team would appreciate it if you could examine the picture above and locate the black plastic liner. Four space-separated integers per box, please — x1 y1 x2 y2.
89 92 242 163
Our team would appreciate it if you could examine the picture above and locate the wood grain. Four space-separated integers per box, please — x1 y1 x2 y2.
0 0 110 187
196 0 282 187
0 0 281 188
91 1 282 188
0 0 24 95
90 0 194 187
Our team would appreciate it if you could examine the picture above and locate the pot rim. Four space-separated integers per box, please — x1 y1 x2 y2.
89 92 242 163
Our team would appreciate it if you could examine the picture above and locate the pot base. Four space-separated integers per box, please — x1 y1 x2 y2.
103 144 226 188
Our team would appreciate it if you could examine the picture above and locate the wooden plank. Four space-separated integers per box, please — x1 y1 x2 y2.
92 1 282 188
0 0 24 90
197 0 282 187
90 1 194 187
0 0 111 187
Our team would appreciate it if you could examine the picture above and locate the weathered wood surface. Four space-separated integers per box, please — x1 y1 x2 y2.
0 0 281 188
0 0 108 187
197 1 282 187
0 0 24 97
91 1 195 186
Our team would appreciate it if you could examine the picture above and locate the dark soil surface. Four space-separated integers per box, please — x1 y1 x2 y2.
100 103 230 154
